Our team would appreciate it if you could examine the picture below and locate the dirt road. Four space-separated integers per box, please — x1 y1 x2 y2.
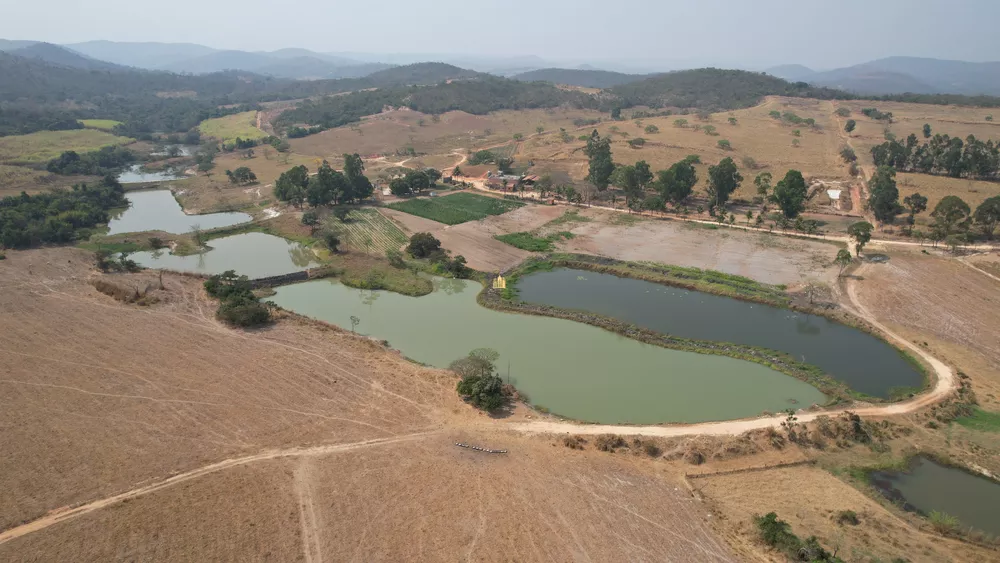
507 263 956 437
0 432 438 546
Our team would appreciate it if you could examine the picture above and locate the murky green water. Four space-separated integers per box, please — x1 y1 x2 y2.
117 164 182 184
107 190 251 235
270 278 827 424
131 232 319 278
871 456 1000 536
516 268 923 398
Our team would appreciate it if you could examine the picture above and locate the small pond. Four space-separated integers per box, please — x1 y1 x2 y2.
515 268 924 398
150 145 195 157
269 278 828 424
117 164 183 184
107 190 251 235
871 456 1000 536
131 232 319 279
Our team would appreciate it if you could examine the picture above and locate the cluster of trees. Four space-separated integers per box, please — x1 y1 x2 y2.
388 168 442 196
871 133 1000 181
753 512 845 563
451 348 507 411
861 107 893 122
0 176 127 249
286 125 325 138
273 154 374 207
203 270 271 327
225 167 257 185
0 110 83 137
46 146 135 176
405 232 470 277
861 165 1000 242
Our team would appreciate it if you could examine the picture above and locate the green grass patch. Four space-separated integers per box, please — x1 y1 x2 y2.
198 111 267 142
609 212 645 226
0 129 134 164
955 408 1000 432
387 192 524 225
544 210 592 228
79 119 123 131
495 231 574 252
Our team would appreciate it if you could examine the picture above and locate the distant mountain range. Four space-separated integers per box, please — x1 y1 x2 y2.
766 57 1000 96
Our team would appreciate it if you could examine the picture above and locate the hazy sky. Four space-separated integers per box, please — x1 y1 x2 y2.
4 0 998 69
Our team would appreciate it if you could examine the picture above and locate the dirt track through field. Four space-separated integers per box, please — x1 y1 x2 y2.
0 432 438 546
507 264 956 437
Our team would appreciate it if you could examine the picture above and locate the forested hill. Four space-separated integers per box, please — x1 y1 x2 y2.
5 42 127 72
275 77 598 130
607 68 851 110
513 68 651 89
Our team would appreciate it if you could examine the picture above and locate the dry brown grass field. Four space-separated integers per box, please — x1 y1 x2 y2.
0 247 744 562
0 165 95 198
173 151 320 213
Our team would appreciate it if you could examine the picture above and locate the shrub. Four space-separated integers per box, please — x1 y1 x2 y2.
385 248 405 268
407 232 442 258
452 348 506 410
717 139 733 150
322 230 341 252
204 270 270 327
595 434 626 452
563 436 586 450
836 510 860 525
644 124 659 134
627 137 646 148
642 442 662 457
301 210 320 226
928 510 959 534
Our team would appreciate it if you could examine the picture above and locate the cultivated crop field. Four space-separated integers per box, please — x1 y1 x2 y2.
198 111 267 142
387 192 524 225
332 208 407 254
78 119 122 131
0 129 134 164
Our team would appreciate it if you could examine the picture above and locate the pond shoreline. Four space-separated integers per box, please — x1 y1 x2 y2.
482 254 931 403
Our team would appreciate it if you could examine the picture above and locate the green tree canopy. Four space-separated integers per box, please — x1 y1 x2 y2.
845 119 856 133
847 221 874 256
931 195 971 235
867 165 901 223
584 130 615 191
656 159 698 208
771 169 808 218
903 192 928 225
406 232 442 258
974 195 1000 239
922 123 931 138
706 157 742 214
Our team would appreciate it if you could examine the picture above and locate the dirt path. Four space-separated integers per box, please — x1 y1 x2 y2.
506 264 956 438
0 431 439 546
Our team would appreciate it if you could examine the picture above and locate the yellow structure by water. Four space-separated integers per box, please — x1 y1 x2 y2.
492 274 507 289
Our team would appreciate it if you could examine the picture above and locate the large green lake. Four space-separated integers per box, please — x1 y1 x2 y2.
131 232 319 278
270 278 827 424
516 268 923 398
108 189 251 235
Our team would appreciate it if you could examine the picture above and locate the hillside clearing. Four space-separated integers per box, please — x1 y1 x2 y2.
198 111 267 142
78 119 122 131
0 129 134 164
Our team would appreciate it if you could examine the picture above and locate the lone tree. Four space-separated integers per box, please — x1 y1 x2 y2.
451 348 506 411
974 195 1000 239
406 232 442 258
656 159 698 208
834 248 853 277
931 195 971 236
706 157 742 215
848 221 874 256
867 165 901 223
845 120 856 134
902 192 928 226
584 130 615 191
771 169 808 218
923 123 932 138
754 171 772 200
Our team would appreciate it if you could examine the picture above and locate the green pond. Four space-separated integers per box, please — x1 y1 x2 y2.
516 268 923 398
131 232 319 278
270 278 827 424
108 189 251 235
871 456 1000 536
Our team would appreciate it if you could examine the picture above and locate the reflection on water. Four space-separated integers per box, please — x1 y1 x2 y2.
270 278 827 424
117 164 182 184
107 190 251 235
516 268 923 398
871 456 1000 536
130 232 319 278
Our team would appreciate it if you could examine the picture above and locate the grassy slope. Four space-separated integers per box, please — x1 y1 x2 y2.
387 192 524 225
198 111 267 142
78 119 123 131
0 129 134 164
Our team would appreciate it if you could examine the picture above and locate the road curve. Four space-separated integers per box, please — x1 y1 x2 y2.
505 265 955 438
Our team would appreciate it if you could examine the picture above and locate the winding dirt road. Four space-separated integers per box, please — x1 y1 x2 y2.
507 264 956 437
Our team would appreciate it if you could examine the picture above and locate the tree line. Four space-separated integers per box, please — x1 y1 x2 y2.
871 133 1000 181
0 175 127 249
46 146 136 176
